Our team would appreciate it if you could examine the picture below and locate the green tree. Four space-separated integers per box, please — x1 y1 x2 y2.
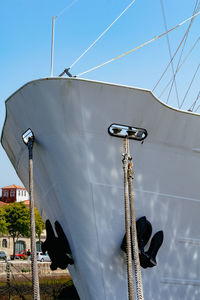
35 207 45 243
4 202 30 256
0 207 7 235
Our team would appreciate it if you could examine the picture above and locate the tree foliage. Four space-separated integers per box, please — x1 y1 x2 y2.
3 202 30 239
35 207 45 239
0 207 7 235
0 202 45 255
3 202 30 256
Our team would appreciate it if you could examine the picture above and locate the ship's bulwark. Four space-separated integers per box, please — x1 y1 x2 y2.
2 78 200 299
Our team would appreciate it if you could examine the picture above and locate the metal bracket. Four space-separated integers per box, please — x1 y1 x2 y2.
59 68 73 77
108 123 147 141
22 128 35 159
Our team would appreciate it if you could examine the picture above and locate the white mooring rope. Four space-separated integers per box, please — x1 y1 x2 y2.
123 138 135 300
123 138 145 300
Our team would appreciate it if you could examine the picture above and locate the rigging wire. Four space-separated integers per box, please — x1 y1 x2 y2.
160 0 180 107
56 0 79 19
159 37 200 98
76 10 200 78
179 64 200 109
68 0 136 70
10 269 26 300
50 0 79 77
153 9 199 94
194 92 200 111
11 263 32 282
189 90 200 111
166 0 200 105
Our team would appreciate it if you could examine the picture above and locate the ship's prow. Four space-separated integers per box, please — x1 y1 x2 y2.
2 77 200 299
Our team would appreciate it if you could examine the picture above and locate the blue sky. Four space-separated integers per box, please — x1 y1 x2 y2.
0 0 199 189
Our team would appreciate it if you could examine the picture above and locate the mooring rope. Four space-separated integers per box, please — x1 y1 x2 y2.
127 153 144 300
26 135 40 300
122 138 135 300
76 10 200 77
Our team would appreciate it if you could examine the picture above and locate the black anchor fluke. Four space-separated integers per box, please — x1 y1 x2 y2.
140 230 164 268
42 220 74 270
121 216 164 269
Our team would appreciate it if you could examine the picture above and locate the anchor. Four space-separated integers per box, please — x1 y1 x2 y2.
42 220 74 270
121 216 164 268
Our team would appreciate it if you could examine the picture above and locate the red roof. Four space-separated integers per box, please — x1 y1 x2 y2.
1 184 26 190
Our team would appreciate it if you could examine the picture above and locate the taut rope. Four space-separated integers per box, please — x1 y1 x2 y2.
123 138 145 300
122 138 135 300
128 155 144 300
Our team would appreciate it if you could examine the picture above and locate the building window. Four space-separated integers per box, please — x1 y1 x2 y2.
4 191 8 197
10 190 15 197
18 190 20 196
24 191 26 196
15 241 26 253
2 239 7 248
36 241 42 252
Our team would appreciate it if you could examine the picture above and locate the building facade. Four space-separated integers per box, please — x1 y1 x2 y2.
0 184 45 258
1 184 29 203
0 235 45 258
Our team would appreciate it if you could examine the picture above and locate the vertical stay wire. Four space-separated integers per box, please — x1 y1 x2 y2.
152 3 200 94
159 37 200 98
160 0 180 107
69 0 136 70
166 0 200 105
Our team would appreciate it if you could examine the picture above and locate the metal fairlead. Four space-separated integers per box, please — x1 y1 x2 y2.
108 124 147 141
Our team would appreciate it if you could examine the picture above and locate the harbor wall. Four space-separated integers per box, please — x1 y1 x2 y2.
0 261 70 280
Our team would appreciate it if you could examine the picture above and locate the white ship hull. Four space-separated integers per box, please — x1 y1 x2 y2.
2 78 200 299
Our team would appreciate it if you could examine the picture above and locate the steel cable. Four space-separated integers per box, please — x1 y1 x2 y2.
179 64 200 109
159 37 200 98
76 11 200 78
68 0 136 70
189 90 200 111
166 0 200 105
160 0 180 107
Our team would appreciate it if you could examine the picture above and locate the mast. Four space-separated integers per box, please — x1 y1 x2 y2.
51 16 56 77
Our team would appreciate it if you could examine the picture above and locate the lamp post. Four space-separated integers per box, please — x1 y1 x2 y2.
22 129 40 300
